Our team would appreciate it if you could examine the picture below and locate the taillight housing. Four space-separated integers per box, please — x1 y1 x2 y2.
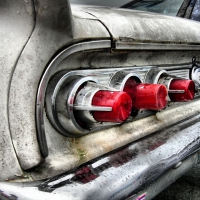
123 78 167 111
45 67 196 136
145 68 196 102
109 71 168 112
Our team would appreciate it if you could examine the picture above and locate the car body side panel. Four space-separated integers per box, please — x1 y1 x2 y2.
8 0 110 170
8 0 75 170
0 0 35 180
72 9 111 39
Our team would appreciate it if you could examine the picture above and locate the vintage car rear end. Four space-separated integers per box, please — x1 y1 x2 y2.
1 0 200 199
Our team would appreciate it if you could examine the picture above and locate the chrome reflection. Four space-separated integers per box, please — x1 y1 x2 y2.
1 114 200 200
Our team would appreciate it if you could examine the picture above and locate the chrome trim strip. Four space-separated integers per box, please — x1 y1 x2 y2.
160 65 192 70
168 90 185 93
73 106 112 111
115 42 200 50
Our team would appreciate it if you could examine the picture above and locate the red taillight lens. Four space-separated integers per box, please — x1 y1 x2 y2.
124 78 168 111
169 79 195 102
92 91 132 123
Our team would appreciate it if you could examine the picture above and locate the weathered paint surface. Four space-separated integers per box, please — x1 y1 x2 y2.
8 0 74 170
72 4 200 44
8 0 110 171
0 0 35 180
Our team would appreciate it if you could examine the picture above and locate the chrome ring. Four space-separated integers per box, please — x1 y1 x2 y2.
52 75 99 136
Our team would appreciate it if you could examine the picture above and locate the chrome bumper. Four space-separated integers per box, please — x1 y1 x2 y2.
1 114 200 200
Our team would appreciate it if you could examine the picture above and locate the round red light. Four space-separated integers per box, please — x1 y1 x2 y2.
92 91 132 123
124 78 168 111
169 79 195 102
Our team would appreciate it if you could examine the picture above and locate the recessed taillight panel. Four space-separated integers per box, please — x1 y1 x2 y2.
45 67 196 137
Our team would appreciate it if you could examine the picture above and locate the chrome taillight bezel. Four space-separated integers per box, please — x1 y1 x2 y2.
45 66 196 137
